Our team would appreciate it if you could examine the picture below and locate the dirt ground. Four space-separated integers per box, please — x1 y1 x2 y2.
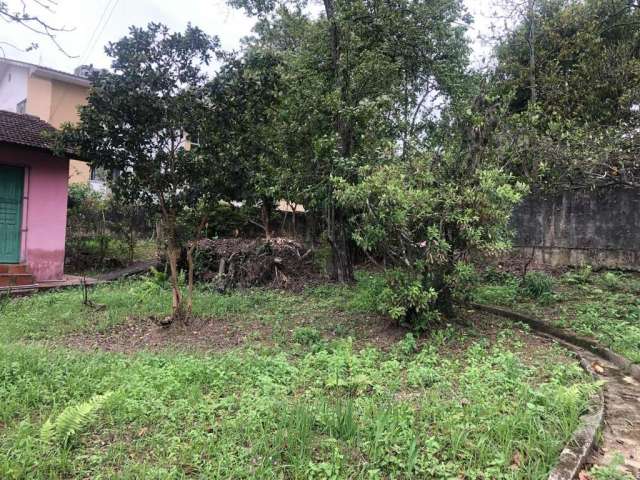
53 309 571 366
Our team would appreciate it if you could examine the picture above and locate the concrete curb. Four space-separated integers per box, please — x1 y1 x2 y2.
472 303 611 480
547 356 605 480
472 303 640 381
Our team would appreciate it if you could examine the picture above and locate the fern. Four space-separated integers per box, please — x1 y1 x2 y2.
41 392 113 446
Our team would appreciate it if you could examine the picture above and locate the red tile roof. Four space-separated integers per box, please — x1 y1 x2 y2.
0 110 61 153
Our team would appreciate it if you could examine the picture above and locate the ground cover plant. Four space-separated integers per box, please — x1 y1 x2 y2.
0 275 597 479
473 267 640 363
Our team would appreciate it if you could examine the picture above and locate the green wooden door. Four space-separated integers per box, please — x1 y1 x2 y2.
0 166 24 263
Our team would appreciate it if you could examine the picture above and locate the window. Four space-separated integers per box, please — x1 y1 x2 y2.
16 99 26 114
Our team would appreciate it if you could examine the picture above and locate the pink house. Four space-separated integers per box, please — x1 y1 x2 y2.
0 110 70 286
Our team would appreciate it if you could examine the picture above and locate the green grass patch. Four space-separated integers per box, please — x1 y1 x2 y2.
474 268 640 364
0 274 596 478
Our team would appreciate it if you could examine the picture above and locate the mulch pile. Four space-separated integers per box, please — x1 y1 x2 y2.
193 237 320 291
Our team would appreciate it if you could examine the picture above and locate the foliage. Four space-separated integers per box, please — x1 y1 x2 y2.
59 23 231 321
0 279 596 478
473 281 520 306
590 453 635 480
336 159 527 327
513 270 640 363
231 0 472 280
40 392 113 447
65 184 154 272
491 0 640 191
520 271 554 299
563 265 593 285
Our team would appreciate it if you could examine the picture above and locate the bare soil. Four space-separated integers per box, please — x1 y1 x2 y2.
58 316 275 354
581 350 640 478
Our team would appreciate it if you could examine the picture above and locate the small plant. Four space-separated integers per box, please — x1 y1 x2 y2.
41 392 113 447
449 261 479 303
482 266 514 284
379 269 441 330
520 271 554 299
472 282 519 306
293 326 322 346
563 265 593 285
396 332 418 356
590 453 635 480
598 271 623 290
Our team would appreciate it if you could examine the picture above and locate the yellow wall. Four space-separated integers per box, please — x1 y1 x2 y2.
25 75 52 121
26 74 91 184
48 80 88 127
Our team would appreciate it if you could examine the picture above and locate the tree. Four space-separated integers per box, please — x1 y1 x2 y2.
231 0 470 282
60 23 228 322
0 0 75 56
491 0 640 190
335 94 528 327
202 50 284 239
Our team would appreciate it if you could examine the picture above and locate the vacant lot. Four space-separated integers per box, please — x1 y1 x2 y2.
1 274 595 479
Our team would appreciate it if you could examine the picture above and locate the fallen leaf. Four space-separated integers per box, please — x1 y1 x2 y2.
137 427 148 437
591 362 605 375
511 451 522 469
578 470 591 480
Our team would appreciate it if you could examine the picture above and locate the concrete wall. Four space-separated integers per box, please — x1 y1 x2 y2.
512 187 640 270
0 65 28 112
0 144 69 281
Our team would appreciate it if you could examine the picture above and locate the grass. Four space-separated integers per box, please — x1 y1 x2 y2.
0 272 596 479
473 267 640 363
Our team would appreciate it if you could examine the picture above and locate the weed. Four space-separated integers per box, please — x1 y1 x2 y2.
590 454 635 480
521 272 554 299
0 276 597 479
41 392 113 447
472 282 519 305
293 326 322 346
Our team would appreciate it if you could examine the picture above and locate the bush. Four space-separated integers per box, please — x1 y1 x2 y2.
379 269 441 330
293 326 321 346
563 265 593 285
520 272 554 299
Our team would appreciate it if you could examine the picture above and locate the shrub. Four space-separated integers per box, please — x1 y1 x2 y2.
598 271 623 290
563 265 593 285
293 326 321 346
520 272 554 299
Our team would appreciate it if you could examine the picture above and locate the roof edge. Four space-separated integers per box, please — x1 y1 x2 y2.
1 58 91 87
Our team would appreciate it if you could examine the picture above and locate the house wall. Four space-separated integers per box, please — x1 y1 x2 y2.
511 187 640 270
25 74 91 185
0 65 28 112
0 143 69 281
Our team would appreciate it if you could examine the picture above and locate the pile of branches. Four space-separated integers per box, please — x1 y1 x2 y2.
193 237 316 291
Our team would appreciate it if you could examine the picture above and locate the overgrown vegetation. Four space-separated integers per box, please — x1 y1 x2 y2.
65 184 155 273
473 267 640 363
0 277 596 479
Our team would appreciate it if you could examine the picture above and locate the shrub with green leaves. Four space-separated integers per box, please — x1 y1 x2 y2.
521 271 554 299
336 160 527 328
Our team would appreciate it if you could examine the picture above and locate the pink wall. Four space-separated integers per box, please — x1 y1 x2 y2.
0 144 69 281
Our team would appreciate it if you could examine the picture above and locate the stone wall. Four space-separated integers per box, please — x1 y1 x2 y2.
511 187 640 270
